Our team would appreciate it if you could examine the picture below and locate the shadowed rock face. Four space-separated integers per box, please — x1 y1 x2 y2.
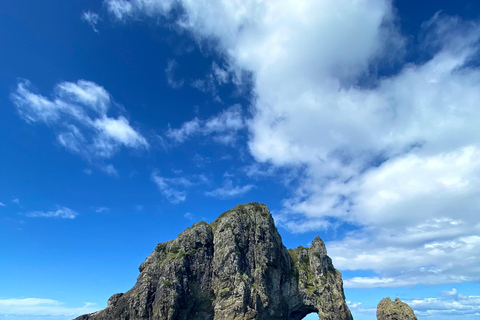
74 203 353 320
377 297 417 320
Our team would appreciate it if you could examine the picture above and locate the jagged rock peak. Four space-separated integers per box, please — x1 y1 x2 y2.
377 297 417 320
75 202 353 320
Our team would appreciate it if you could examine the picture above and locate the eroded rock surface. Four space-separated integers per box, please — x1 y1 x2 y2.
75 203 352 320
377 297 417 320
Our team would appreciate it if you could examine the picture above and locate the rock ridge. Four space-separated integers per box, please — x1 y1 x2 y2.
74 202 353 320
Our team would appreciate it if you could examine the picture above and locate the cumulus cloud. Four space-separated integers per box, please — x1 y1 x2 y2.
166 104 244 145
408 289 480 319
11 79 148 168
345 289 480 320
101 0 480 287
24 206 79 219
0 297 97 317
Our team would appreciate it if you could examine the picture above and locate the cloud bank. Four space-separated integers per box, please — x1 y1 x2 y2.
99 0 480 288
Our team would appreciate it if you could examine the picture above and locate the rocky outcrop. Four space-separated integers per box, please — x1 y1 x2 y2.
377 297 417 320
75 203 352 320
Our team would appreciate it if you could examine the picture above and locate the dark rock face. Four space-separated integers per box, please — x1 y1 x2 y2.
75 203 353 320
377 297 417 320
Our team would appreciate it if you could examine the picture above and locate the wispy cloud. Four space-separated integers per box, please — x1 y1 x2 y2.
81 11 100 33
24 206 78 219
191 75 220 102
166 104 244 145
151 171 209 203
0 297 98 317
11 79 148 173
106 0 175 20
100 164 119 177
0 202 5 207
205 179 254 199
190 62 231 102
211 62 229 85
165 59 184 89
12 198 19 204
151 172 187 204
94 206 109 213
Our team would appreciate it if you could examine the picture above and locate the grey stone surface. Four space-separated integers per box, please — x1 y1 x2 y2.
377 297 417 320
74 203 353 320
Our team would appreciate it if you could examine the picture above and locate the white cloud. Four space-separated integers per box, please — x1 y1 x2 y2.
205 179 254 198
12 198 19 205
94 206 109 213
407 289 480 319
25 206 78 219
56 80 110 115
166 104 244 144
94 116 148 148
150 172 209 203
332 232 480 288
211 62 229 85
0 297 97 317
100 164 119 177
11 80 64 124
151 172 187 203
166 117 201 143
165 59 184 89
82 11 100 33
11 79 148 167
345 289 480 320
191 74 220 102
106 0 175 20
102 0 480 287
190 62 233 100
0 202 5 207
184 212 194 220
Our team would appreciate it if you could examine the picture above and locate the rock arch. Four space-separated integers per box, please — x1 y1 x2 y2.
289 307 319 320
75 203 353 320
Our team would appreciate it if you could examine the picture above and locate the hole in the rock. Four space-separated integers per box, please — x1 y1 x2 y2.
302 312 318 320
289 307 318 320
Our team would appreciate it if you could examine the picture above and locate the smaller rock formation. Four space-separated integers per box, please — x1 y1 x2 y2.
377 297 417 320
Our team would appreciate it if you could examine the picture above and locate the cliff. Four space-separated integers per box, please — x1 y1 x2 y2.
75 203 353 320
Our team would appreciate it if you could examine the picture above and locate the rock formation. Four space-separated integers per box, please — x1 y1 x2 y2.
75 202 352 320
377 297 417 320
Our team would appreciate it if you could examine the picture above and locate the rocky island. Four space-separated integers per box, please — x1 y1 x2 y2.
377 297 418 320
75 202 353 320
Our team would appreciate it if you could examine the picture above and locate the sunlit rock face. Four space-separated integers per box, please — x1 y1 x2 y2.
376 297 417 320
74 203 352 320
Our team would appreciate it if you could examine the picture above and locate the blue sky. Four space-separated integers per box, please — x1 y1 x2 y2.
1 0 480 319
